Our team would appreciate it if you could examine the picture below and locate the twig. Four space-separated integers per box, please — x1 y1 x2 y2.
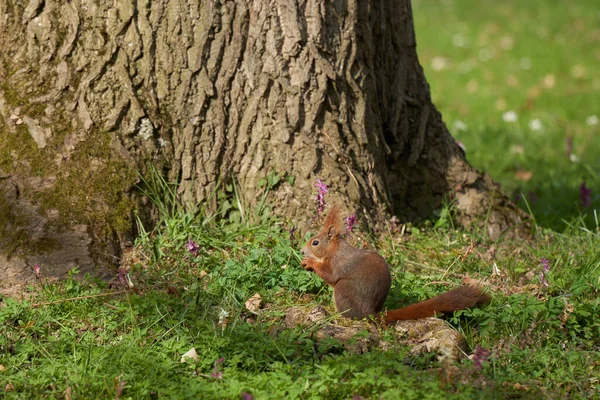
31 291 128 307
423 281 453 287
103 302 120 311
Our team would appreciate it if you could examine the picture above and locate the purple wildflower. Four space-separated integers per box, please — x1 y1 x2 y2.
314 179 329 216
539 271 549 287
117 267 128 286
472 346 491 371
33 264 41 279
539 258 550 287
580 182 592 207
186 239 199 257
115 379 126 399
540 258 550 272
527 191 539 205
344 214 357 232
211 357 224 379
242 393 254 400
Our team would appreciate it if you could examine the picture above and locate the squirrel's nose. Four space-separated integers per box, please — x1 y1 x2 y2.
300 247 308 257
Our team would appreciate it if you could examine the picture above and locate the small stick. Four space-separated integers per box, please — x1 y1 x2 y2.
103 302 120 311
31 291 128 307
423 281 453 287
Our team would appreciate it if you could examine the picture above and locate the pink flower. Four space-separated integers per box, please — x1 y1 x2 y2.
314 179 329 216
117 267 128 286
33 264 41 279
540 258 550 272
539 258 550 287
288 226 297 243
580 182 592 207
115 379 126 398
211 357 225 379
344 214 357 232
473 346 491 370
186 239 199 256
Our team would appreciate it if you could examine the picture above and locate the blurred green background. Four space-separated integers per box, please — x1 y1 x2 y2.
413 0 600 231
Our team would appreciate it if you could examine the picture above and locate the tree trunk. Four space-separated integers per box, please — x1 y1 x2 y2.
0 0 529 289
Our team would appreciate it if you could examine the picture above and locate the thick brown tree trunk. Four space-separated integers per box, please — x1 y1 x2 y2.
0 0 529 290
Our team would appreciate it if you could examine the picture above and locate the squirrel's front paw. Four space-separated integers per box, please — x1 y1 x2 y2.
301 258 314 271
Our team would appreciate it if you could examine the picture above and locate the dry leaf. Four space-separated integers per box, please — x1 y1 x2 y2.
180 348 199 363
0 365 5 372
561 299 575 324
515 170 533 182
245 293 262 314
64 381 72 400
542 74 555 89
463 276 492 287
492 263 502 277
509 144 524 154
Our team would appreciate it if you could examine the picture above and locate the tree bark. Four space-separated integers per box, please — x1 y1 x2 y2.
0 0 529 288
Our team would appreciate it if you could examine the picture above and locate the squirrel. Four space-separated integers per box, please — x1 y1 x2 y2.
300 206 491 324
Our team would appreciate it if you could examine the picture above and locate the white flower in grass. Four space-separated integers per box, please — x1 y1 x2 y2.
502 110 518 123
431 56 449 71
586 115 598 126
529 119 543 132
479 48 493 62
452 34 469 49
519 57 532 70
452 120 468 132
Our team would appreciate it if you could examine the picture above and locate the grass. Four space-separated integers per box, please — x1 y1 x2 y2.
413 0 600 231
1 0 600 399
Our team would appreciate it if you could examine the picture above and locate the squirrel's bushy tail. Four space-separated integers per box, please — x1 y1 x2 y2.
384 285 491 324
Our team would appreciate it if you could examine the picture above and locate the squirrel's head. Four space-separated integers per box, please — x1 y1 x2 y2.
301 205 346 259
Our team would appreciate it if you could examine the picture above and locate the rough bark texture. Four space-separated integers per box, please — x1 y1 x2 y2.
0 0 529 288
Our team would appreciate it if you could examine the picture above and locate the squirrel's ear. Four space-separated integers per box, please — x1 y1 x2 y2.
327 224 337 239
323 205 340 230
324 205 345 238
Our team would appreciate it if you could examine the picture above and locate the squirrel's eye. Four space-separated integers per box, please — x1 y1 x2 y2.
312 240 319 246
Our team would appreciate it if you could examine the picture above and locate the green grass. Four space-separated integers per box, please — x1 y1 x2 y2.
2 1 600 399
413 0 600 231
1 211 599 398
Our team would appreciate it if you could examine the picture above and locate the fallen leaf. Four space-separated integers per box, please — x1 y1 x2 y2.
509 144 524 154
180 348 199 363
515 170 533 182
542 74 555 89
245 293 262 314
64 380 72 400
492 263 502 277
463 276 492 287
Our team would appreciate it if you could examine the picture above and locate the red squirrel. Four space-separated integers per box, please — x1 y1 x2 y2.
300 206 490 324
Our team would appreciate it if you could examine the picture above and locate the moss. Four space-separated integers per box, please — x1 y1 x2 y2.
1 61 137 258
1 120 136 256
36 131 136 237
0 189 61 257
